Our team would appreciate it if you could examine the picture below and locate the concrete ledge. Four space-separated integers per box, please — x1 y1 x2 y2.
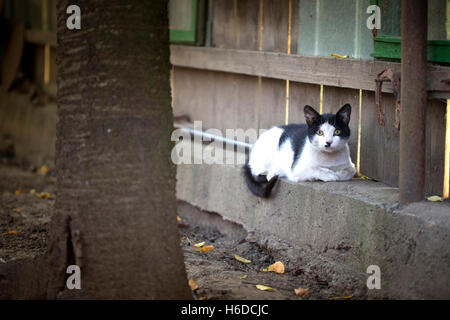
176 141 450 299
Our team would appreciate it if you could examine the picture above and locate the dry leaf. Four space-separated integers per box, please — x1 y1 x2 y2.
268 261 285 274
427 195 443 202
13 208 21 213
15 188 23 195
294 287 309 297
358 173 377 181
256 284 275 291
6 230 20 235
200 245 214 252
37 192 51 199
240 275 247 279
37 165 49 176
176 216 182 223
29 189 36 195
199 296 206 300
188 279 199 291
194 241 205 248
234 254 251 264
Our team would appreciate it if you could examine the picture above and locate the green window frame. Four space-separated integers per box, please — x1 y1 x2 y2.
370 0 450 64
169 0 205 45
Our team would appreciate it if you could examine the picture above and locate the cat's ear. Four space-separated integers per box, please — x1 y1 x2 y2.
304 105 321 127
336 104 351 125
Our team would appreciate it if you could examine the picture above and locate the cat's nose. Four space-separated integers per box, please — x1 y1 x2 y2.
325 141 332 147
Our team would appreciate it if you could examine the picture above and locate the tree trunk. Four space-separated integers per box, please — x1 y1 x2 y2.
46 0 192 299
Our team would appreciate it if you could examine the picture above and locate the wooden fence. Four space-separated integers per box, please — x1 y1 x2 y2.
171 0 449 197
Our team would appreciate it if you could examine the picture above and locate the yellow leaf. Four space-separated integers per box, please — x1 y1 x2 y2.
6 230 20 235
358 173 377 181
260 268 268 272
268 261 285 274
200 245 214 252
294 287 309 297
29 189 36 195
427 195 443 202
194 241 205 248
15 188 23 195
188 279 199 291
37 192 51 199
234 254 251 263
176 216 182 223
330 53 348 59
240 275 247 279
199 296 206 300
256 284 275 291
37 165 49 176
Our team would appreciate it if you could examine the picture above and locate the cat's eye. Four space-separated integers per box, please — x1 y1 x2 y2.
317 130 324 136
334 129 341 135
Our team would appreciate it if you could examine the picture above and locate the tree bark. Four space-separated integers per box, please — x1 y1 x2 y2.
46 0 192 299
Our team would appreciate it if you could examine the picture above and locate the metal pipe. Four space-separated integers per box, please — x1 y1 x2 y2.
174 123 252 151
399 0 428 204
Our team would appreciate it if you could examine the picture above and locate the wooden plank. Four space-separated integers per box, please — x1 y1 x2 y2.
257 78 286 129
425 99 446 196
262 0 298 53
290 0 299 55
360 91 399 187
235 0 259 51
360 92 446 195
212 0 259 50
288 82 321 124
170 45 450 98
172 67 258 141
322 87 360 166
212 0 235 48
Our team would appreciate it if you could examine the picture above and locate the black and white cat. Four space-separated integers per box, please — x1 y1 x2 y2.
243 104 356 198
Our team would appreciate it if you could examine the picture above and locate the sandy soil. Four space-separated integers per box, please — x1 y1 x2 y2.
0 163 353 300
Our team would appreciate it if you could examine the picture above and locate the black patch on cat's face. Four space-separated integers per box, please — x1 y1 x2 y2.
303 104 351 141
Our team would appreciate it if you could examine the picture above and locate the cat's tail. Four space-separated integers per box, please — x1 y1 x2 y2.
242 162 278 198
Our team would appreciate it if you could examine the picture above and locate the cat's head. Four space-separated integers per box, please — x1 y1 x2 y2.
303 104 351 153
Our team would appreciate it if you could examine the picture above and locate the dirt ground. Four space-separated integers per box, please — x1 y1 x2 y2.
0 162 354 300
0 162 55 263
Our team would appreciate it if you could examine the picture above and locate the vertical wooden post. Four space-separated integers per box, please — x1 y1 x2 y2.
399 0 428 204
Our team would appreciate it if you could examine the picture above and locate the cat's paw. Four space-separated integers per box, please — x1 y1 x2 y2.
320 176 339 182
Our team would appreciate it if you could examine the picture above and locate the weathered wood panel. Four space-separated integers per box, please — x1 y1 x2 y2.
360 91 446 196
262 0 298 53
360 91 400 187
257 77 286 129
213 0 259 50
425 99 446 196
288 82 321 124
170 45 450 98
322 87 360 166
172 67 258 142
211 0 235 48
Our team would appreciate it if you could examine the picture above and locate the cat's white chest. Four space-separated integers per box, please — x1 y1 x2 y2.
290 140 355 182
